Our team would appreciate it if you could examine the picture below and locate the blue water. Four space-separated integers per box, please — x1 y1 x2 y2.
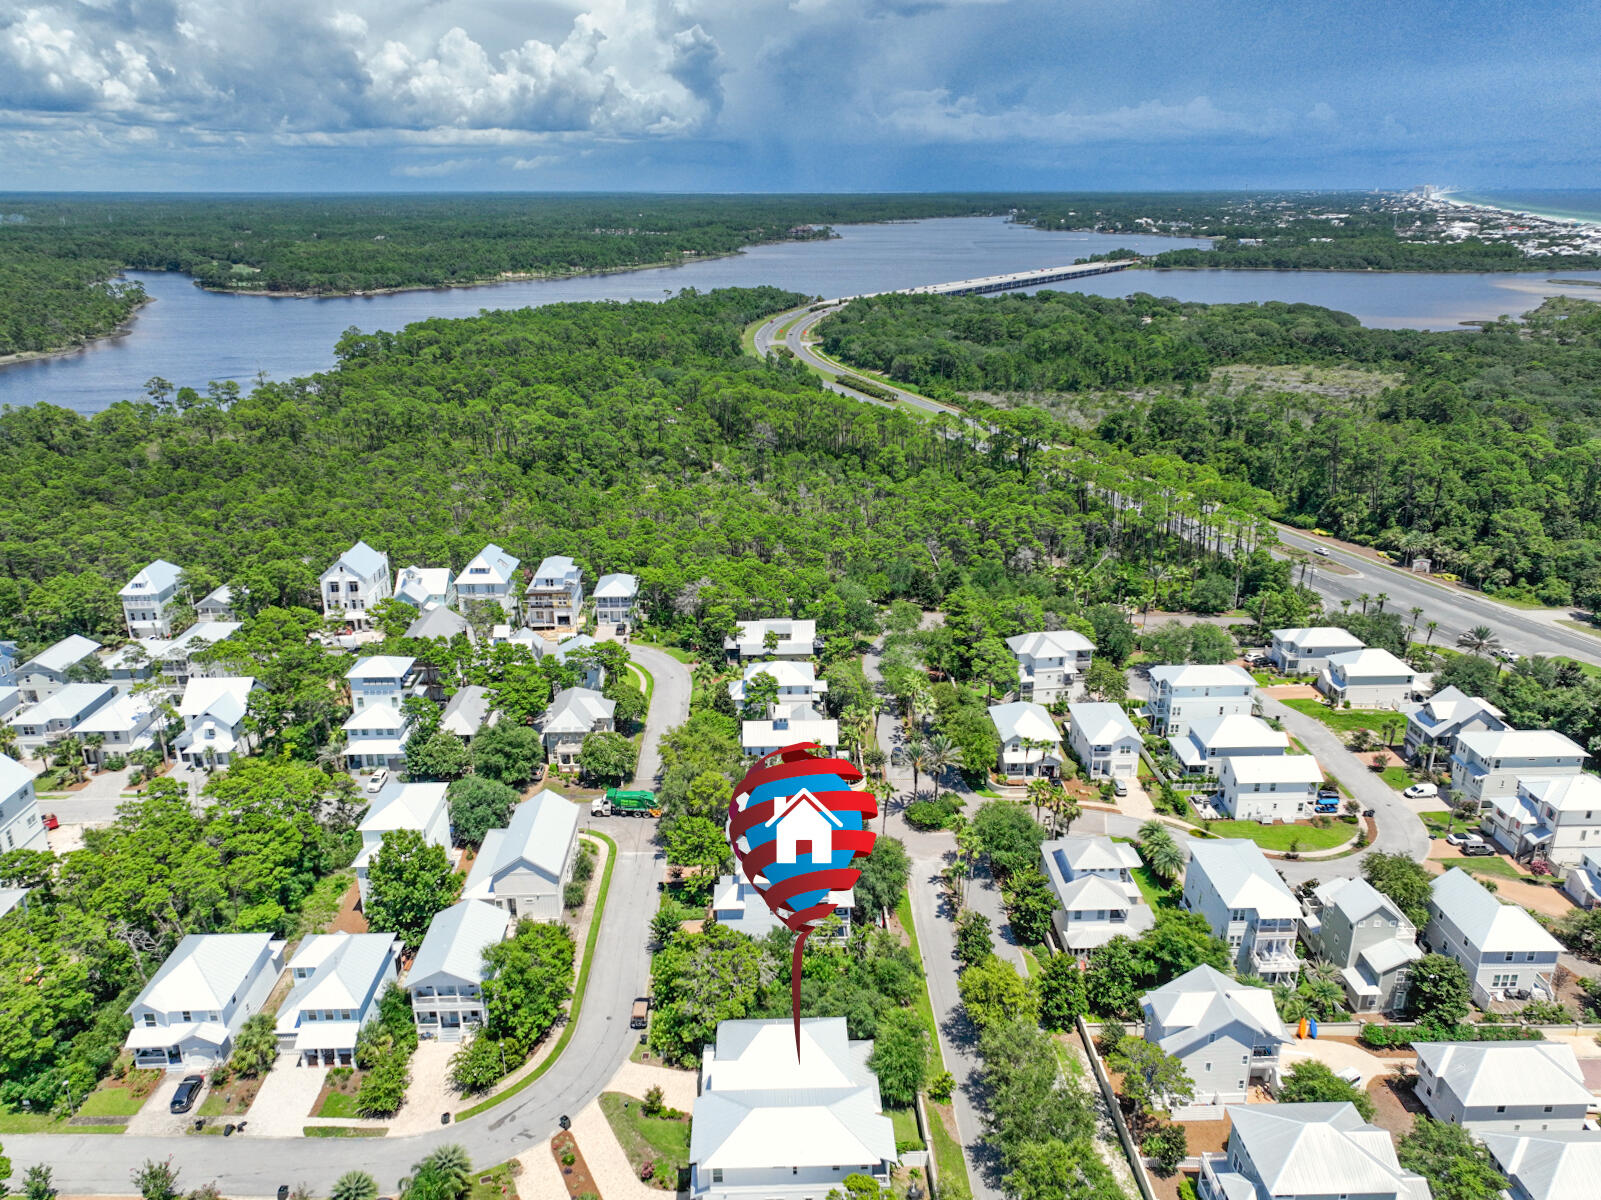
1452 189 1601 223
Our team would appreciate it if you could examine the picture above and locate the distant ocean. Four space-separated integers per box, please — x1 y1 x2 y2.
1451 189 1601 224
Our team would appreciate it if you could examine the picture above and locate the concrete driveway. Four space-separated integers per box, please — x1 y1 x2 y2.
126 1071 206 1137
1279 1037 1402 1088
244 1059 326 1137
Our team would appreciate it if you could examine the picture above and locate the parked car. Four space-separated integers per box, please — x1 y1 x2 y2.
1313 546 1331 557
1462 842 1496 857
41 813 59 830
365 769 388 794
170 1074 204 1114
1403 782 1438 800
1446 830 1483 847
1317 786 1340 802
1362 808 1376 818
1112 778 1129 797
1493 648 1521 664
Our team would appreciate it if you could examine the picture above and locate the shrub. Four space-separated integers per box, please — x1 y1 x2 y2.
928 1070 954 1102
449 1035 508 1094
563 880 586 910
1143 1123 1188 1176
642 1084 665 1117
355 1056 410 1117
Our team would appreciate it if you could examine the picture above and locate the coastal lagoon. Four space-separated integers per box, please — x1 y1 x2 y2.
4 215 1600 414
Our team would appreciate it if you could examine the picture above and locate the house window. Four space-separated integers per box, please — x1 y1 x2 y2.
1544 1106 1554 1113
1497 1105 1506 1113
181 1011 192 1022
711 1171 723 1184
143 1013 156 1027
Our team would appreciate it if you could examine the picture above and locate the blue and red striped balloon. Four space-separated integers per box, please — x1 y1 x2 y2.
728 742 877 1055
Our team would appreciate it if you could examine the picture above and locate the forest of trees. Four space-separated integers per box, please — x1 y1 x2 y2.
817 290 1601 607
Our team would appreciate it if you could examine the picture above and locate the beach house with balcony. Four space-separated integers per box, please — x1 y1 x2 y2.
724 619 819 662
461 792 580 922
1484 774 1601 867
275 933 401 1066
1424 868 1561 1006
1216 754 1326 822
1414 1040 1590 1135
1171 713 1289 776
523 555 584 630
1065 701 1140 780
1183 840 1301 984
10 682 116 755
119 560 184 639
1040 835 1153 959
1300 877 1421 1014
1197 1103 1431 1200
1005 629 1094 705
1142 965 1287 1118
990 700 1065 779
125 933 285 1068
729 661 828 711
16 635 102 705
1268 627 1365 674
407 899 509 1042
1145 663 1255 737
320 540 391 629
594 573 640 631
1318 647 1419 708
1450 728 1587 812
458 544 521 614
1404 686 1507 768
174 676 258 769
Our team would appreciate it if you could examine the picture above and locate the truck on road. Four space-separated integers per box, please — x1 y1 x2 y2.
591 788 660 817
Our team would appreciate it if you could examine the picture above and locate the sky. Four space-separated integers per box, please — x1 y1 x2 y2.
1 0 1597 192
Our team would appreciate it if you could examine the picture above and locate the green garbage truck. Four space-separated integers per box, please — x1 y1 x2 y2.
591 788 659 817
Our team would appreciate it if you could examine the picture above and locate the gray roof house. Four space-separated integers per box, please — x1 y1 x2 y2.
1414 1041 1590 1135
320 540 392 630
275 933 401 1066
989 700 1064 779
0 753 47 854
405 604 473 643
1183 840 1301 984
440 685 495 739
1143 964 1288 1119
119 559 184 639
1424 868 1561 1006
1198 1102 1431 1200
10 682 116 754
125 933 285 1068
1483 1130 1601 1200
1301 877 1422 1014
689 1018 897 1200
1040 835 1153 958
462 791 581 921
16 634 102 704
406 899 509 1041
1403 686 1507 767
542 686 616 770
1065 701 1141 779
713 862 852 941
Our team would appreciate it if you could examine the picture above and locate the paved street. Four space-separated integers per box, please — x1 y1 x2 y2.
626 643 690 789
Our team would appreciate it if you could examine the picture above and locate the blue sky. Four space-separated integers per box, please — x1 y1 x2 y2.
1 0 1596 192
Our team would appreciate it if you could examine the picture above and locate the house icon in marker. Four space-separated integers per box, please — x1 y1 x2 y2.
764 787 844 866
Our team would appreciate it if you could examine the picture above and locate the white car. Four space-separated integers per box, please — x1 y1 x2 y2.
1494 649 1521 664
365 768 389 793
1445 830 1483 847
1402 783 1438 800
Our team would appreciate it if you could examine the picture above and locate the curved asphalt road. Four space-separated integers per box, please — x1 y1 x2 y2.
11 649 691 1195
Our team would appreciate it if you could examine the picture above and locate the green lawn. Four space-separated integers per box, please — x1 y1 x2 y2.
925 1105 972 1200
599 1092 691 1187
896 890 945 1073
1111 837 1180 908
634 640 696 665
0 1111 71 1134
1281 698 1404 736
1444 856 1540 882
1021 947 1041 978
887 1105 925 1151
303 1125 387 1137
1420 810 1457 838
76 1085 149 1118
469 1163 521 1200
1204 819 1353 852
1379 766 1414 790
316 1090 360 1118
631 662 656 707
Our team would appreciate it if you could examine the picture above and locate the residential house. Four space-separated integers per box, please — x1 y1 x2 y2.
1484 774 1601 867
1413 1040 1589 1134
1450 728 1587 812
1404 686 1507 768
989 701 1065 779
0 754 48 854
1564 851 1601 910
16 635 102 704
355 781 451 904
72 693 160 765
1066 701 1141 779
174 676 258 769
461 791 581 921
724 619 819 662
119 559 184 639
0 887 29 919
320 540 391 629
0 688 18 722
155 621 242 690
343 656 425 772
393 565 456 611
407 899 509 1041
728 661 828 710
523 555 583 630
405 604 473 645
594 573 640 631
1300 877 1421 1014
1145 663 1256 737
542 687 616 771
1183 840 1301 984
1318 647 1419 708
1425 868 1561 1005
195 585 235 622
124 933 285 1068
1142 965 1287 1118
688 1018 897 1200
1216 754 1326 822
742 704 840 759
713 862 852 939
1171 713 1289 776
0 641 17 688
458 544 521 614
1268 626 1365 673
1005 629 1095 705
10 683 115 755
1483 1130 1601 1200
548 634 606 689
440 685 495 741
1198 1103 1432 1200
275 933 401 1066
1039 835 1153 959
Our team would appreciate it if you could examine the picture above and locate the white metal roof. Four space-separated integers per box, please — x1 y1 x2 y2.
1066 701 1139 745
360 782 448 837
1483 1130 1601 1200
1143 964 1285 1050
1456 727 1587 761
462 544 520 586
407 900 508 986
1521 774 1601 813
743 716 838 748
1147 663 1255 689
11 683 115 726
1227 1103 1424 1198
23 635 102 675
1222 754 1325 785
1044 835 1140 877
327 540 387 580
346 655 416 681
1271 627 1365 651
989 700 1061 744
463 791 580 899
1187 840 1299 916
277 933 398 1034
128 933 275 1014
1326 647 1416 679
1186 713 1290 754
177 676 255 721
1006 629 1094 659
1414 1041 1589 1108
593 573 638 599
119 560 182 600
0 754 33 799
543 687 615 735
344 705 408 732
1430 868 1562 954
71 692 155 735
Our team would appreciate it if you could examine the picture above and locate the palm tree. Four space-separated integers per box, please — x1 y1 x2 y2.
922 733 959 797
332 1173 379 1200
863 777 893 835
1407 606 1424 642
895 734 930 809
1374 592 1390 612
1141 828 1185 885
1424 620 1439 645
1026 777 1055 824
1049 789 1082 838
1357 593 1371 614
1456 624 1501 657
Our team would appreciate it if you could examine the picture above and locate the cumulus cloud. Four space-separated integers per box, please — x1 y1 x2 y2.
878 89 1284 145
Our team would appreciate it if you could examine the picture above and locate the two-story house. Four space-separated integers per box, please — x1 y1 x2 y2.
439 685 495 741
320 540 391 629
1217 754 1327 822
523 555 584 630
155 621 241 691
713 862 852 939
1450 728 1587 812
1484 1130 1601 1200
1318 647 1418 709
0 754 49 854
458 544 521 614
1171 713 1290 776
10 682 116 755
742 704 840 759
1268 627 1365 674
343 655 425 772
1484 774 1601 867
0 641 17 688
1198 1103 1431 1200
1564 851 1601 910
1145 663 1256 737
462 792 580 921
1065 701 1141 779
728 661 828 712
0 687 17 723
72 692 160 766
1404 686 1508 769
405 604 474 648
594 573 640 632
1005 630 1095 705
174 676 258 769
689 1018 897 1200
1040 835 1153 959
1183 840 1302 984
355 781 452 904
407 899 510 1041
989 701 1065 779
1300 877 1421 1014
542 687 616 771
393 565 456 611
1142 965 1287 1118
1425 867 1561 1006
195 585 236 623
119 560 185 639
1414 1040 1590 1135
16 635 102 705
124 933 285 1068
275 933 401 1066
724 619 819 662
